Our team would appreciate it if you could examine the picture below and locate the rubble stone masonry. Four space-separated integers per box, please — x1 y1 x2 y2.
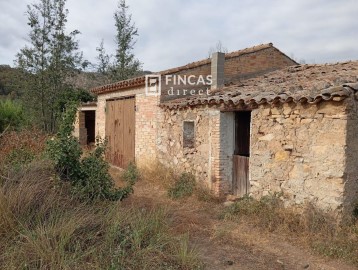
250 101 351 214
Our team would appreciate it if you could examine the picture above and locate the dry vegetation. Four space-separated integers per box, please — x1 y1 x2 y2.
222 196 358 265
1 133 357 269
0 131 203 270
140 160 358 267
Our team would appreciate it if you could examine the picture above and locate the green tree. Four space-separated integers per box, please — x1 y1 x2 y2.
16 0 84 132
111 0 142 81
96 39 110 75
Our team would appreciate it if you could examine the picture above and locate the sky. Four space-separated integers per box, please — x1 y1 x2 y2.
0 0 357 72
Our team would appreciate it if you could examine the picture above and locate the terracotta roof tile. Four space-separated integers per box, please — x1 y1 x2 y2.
161 61 358 109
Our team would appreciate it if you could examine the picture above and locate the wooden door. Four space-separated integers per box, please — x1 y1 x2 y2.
233 111 251 196
105 97 135 168
233 155 249 196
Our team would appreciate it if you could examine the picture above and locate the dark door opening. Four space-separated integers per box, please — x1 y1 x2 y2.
84 110 96 145
233 111 251 196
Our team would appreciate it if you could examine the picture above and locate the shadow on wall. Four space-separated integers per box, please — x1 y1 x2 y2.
343 100 358 220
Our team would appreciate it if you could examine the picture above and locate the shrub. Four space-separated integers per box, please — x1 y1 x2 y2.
168 172 196 199
0 99 25 133
46 103 136 201
0 128 47 174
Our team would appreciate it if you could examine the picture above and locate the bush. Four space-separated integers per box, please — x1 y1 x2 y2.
0 99 25 133
168 172 196 199
0 128 47 174
46 103 136 201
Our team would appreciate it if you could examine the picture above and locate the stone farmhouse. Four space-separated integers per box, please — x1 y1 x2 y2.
74 43 358 217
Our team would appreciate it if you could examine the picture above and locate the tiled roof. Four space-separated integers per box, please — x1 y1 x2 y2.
91 43 282 95
160 61 358 109
91 76 146 94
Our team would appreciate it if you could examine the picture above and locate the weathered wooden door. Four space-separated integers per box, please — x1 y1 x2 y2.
233 111 251 196
105 97 135 168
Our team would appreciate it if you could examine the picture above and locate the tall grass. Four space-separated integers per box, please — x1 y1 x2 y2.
222 195 358 265
0 161 203 269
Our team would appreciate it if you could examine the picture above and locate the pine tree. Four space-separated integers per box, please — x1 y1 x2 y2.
111 0 141 81
96 39 110 75
16 0 83 132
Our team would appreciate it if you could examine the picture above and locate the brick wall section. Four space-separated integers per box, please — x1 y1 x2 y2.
160 46 296 102
224 47 296 82
135 93 161 165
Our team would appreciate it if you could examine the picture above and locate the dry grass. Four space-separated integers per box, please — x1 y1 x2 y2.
139 160 178 188
139 160 219 203
222 195 358 265
0 160 203 270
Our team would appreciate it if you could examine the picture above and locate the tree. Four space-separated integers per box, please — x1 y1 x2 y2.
110 0 141 81
16 0 84 132
96 39 110 75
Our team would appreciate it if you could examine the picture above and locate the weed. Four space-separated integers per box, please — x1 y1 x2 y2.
168 172 196 199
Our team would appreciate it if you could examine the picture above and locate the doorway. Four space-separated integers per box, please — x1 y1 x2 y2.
233 111 251 196
84 110 96 145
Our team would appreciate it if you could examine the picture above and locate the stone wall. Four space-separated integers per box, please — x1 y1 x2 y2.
157 106 220 191
250 101 348 213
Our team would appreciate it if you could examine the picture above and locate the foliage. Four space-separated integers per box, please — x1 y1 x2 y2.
0 99 25 133
16 0 85 132
168 172 196 199
0 65 29 98
96 0 142 83
55 87 94 113
121 162 139 185
0 161 203 269
96 39 111 75
46 103 135 201
0 128 47 179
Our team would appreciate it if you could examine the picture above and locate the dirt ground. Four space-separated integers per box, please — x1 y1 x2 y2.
112 168 356 270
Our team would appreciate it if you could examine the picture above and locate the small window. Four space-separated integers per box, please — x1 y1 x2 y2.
183 121 195 148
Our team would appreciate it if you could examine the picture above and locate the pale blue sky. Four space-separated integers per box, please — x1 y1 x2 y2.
0 0 357 71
